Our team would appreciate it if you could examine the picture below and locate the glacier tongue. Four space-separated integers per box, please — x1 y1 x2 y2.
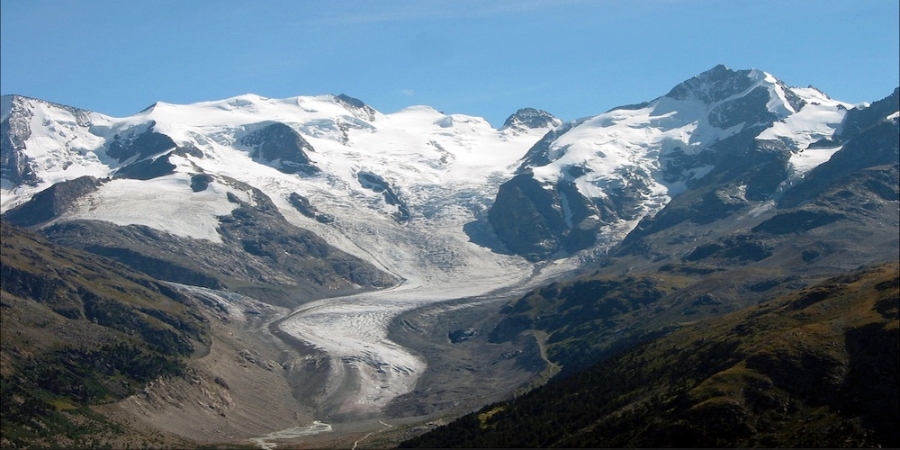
277 191 579 416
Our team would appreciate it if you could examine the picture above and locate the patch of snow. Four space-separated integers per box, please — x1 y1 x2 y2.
58 175 238 243
758 87 851 148
789 145 843 176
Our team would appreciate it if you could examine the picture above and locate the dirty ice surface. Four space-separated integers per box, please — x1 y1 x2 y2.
277 212 580 417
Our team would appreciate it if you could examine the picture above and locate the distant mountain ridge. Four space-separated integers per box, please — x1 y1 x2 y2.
2 65 896 355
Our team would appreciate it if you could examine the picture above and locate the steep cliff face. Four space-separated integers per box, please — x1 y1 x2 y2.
1 108 37 187
239 122 320 175
487 173 600 260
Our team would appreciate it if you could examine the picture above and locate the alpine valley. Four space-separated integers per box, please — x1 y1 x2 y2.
1 65 897 448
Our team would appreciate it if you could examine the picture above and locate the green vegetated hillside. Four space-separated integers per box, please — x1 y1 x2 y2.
402 261 899 448
0 221 207 448
488 273 692 375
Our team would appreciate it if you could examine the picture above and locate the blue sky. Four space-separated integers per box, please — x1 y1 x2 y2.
2 0 898 127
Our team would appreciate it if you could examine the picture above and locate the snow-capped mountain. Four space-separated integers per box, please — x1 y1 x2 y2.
6 65 895 270
3 65 896 283
2 66 897 421
1 93 554 217
1 93 559 281
485 65 889 261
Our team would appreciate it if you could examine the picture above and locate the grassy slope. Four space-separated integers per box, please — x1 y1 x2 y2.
402 261 899 448
0 220 208 448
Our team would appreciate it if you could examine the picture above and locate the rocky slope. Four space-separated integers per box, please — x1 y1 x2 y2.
402 262 900 448
1 221 208 448
0 220 351 448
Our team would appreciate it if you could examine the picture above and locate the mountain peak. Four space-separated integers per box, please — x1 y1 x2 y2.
665 64 761 104
501 108 561 130
334 93 378 121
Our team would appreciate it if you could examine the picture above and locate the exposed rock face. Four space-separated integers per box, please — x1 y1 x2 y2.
2 176 103 227
487 173 600 261
239 122 320 175
516 121 580 169
621 129 791 247
838 87 899 139
335 94 378 122
190 173 213 192
1 98 38 186
665 64 756 103
288 192 334 224
502 108 561 131
113 153 178 180
706 85 780 128
107 126 205 181
357 171 410 223
107 125 177 163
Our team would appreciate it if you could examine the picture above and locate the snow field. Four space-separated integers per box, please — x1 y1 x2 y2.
61 176 239 243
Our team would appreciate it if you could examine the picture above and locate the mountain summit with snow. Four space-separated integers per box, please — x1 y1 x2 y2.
502 107 562 131
484 65 886 261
